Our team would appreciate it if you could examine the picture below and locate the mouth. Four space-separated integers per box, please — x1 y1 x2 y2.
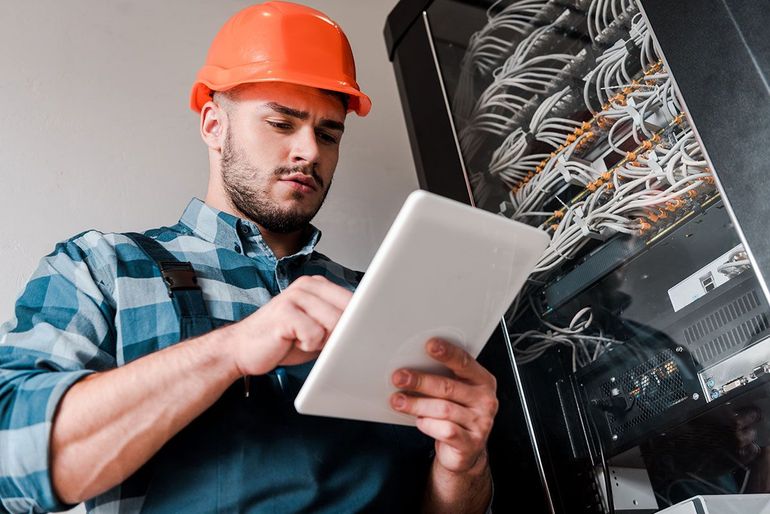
279 174 318 193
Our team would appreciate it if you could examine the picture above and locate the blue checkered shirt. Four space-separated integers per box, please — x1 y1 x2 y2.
0 198 367 513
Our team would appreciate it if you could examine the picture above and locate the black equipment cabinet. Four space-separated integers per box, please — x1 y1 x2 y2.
384 1 770 513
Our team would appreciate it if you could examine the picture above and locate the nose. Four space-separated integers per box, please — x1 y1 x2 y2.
290 126 320 166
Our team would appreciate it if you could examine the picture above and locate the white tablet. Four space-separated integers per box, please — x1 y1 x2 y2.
294 190 549 425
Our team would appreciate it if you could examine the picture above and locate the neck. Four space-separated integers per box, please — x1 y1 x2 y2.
204 184 309 260
256 226 309 260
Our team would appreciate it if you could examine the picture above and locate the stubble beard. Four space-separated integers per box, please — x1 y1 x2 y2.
220 131 332 234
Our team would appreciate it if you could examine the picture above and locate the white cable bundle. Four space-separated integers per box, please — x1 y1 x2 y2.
487 88 575 186
510 306 624 371
491 146 550 187
453 0 549 125
531 127 712 274
630 12 659 70
602 74 680 153
508 68 675 218
718 247 751 278
612 129 707 195
587 0 637 43
554 158 603 188
460 53 574 158
583 37 634 114
533 201 596 272
458 15 577 159
488 128 534 178
528 86 584 147
510 153 573 217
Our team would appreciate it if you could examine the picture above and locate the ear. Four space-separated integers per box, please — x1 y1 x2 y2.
199 100 227 151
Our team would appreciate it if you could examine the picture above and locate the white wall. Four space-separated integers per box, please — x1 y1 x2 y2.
0 0 417 322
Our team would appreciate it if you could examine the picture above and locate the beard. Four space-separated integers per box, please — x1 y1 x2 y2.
220 131 332 234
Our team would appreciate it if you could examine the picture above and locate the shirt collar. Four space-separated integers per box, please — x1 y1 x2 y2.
178 198 322 262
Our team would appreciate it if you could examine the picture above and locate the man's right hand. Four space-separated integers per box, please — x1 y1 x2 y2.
51 274 353 503
225 275 353 376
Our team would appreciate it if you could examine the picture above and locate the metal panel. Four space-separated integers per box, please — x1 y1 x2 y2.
384 0 433 58
388 9 474 205
640 0 770 305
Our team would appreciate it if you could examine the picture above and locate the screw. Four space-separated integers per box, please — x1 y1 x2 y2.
710 389 720 400
706 378 715 388
692 393 700 401
675 346 684 353
612 434 618 441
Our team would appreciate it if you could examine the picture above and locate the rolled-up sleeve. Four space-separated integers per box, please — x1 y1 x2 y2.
0 234 116 513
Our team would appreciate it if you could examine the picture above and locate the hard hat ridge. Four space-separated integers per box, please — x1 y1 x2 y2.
190 1 371 116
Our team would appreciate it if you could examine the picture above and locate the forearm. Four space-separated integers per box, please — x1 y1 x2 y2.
51 324 241 504
422 451 493 514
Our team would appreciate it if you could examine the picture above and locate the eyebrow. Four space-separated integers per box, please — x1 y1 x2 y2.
266 102 345 133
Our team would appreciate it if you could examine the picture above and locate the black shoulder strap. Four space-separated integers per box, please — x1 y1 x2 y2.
124 232 210 318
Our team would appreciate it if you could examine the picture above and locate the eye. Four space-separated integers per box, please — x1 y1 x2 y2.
316 131 339 145
267 120 292 130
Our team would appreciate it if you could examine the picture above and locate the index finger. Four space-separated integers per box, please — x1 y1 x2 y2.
425 338 494 386
290 275 353 311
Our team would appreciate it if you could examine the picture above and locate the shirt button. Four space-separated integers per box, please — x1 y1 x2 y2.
239 224 251 235
234 244 242 254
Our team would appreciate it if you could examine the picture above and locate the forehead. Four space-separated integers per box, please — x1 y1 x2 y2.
226 82 346 120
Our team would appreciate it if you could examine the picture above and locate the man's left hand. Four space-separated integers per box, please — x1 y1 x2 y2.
390 338 499 473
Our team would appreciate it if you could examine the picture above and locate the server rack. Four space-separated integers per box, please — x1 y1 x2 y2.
384 1 770 512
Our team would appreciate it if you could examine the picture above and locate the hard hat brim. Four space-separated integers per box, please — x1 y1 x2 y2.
190 65 372 117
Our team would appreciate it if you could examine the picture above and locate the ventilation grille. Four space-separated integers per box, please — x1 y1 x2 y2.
681 289 770 364
601 350 686 438
693 314 769 364
683 289 760 345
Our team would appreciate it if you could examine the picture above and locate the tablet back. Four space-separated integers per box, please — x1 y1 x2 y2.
294 190 550 425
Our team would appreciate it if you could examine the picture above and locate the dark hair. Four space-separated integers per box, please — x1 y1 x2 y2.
212 84 349 112
323 90 349 112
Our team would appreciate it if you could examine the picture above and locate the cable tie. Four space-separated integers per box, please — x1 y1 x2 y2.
555 155 571 183
499 201 515 217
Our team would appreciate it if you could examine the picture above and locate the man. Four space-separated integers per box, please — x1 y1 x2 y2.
0 2 497 512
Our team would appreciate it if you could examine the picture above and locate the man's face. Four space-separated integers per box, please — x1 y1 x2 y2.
219 82 346 233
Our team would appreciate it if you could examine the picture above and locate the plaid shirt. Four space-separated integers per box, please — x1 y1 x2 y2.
0 198 365 513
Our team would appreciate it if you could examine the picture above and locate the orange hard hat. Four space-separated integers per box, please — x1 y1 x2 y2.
190 1 371 116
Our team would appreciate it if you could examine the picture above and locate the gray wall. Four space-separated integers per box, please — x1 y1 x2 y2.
0 0 417 322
